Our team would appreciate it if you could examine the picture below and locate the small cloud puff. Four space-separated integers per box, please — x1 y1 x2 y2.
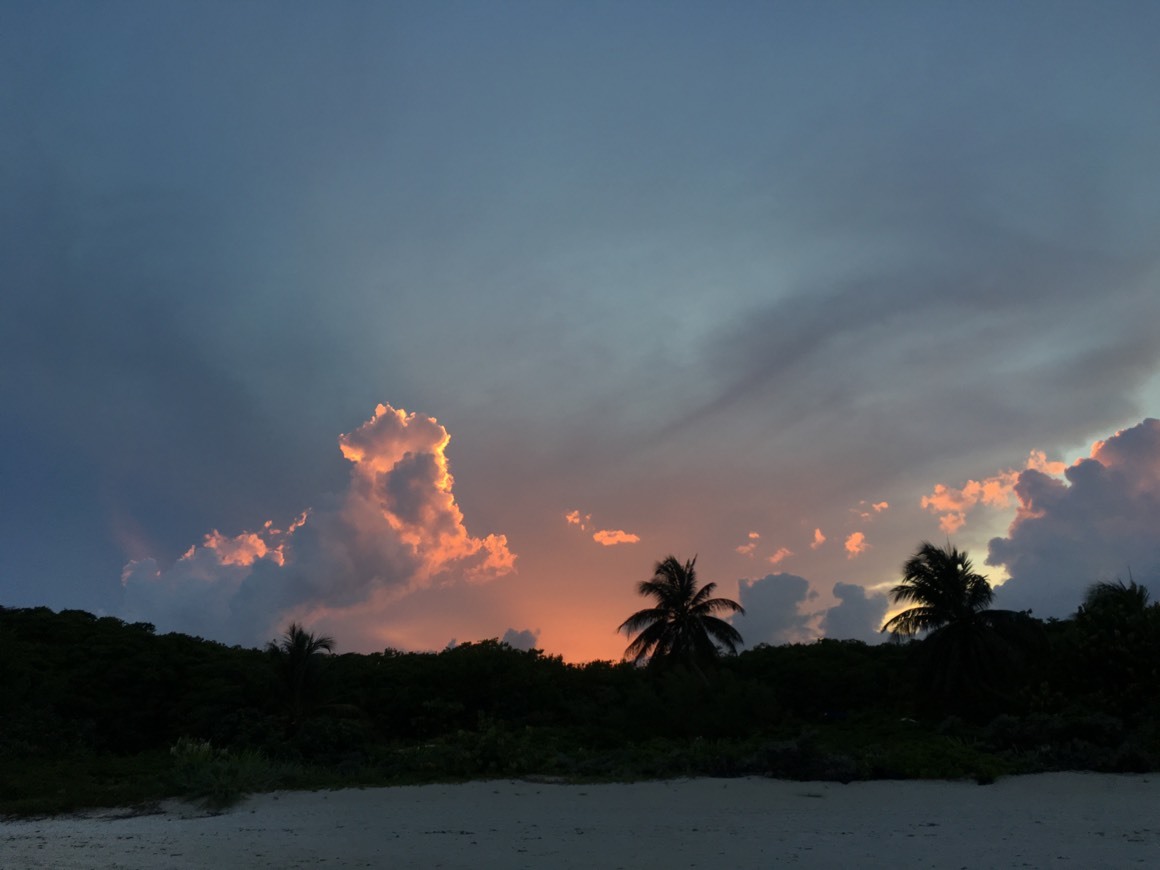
810 528 826 550
844 532 868 559
501 627 540 651
767 547 793 566
852 500 890 520
735 531 760 557
592 529 641 546
565 509 592 530
567 508 639 546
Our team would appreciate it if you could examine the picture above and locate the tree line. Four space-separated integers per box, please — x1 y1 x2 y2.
1 541 1158 812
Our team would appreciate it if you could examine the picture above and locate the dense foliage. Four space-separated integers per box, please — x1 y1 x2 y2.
3 559 1159 814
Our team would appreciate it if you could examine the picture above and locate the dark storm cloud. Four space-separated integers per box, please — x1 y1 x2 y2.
732 573 817 647
988 418 1160 617
817 583 889 645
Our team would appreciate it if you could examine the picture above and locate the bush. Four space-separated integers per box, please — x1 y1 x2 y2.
169 737 285 810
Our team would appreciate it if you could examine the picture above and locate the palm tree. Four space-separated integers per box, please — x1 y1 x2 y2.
618 556 744 672
882 542 1036 716
267 622 336 728
1074 576 1158 715
1080 577 1151 618
882 542 997 639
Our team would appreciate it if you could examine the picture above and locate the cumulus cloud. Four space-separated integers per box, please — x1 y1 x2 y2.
922 450 1068 533
988 418 1160 616
732 573 818 647
767 547 793 566
567 508 639 546
734 573 889 647
501 627 540 651
817 582 889 644
121 404 516 646
844 532 868 559
592 529 640 546
735 531 760 557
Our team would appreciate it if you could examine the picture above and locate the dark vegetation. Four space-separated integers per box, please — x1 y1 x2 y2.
2 545 1159 815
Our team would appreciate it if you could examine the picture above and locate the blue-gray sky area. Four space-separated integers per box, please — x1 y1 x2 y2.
3 1 1160 660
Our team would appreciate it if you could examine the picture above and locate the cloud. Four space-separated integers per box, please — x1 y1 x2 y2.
767 547 793 566
567 508 639 546
922 450 1068 533
817 582 889 644
121 404 516 646
735 531 760 556
810 528 827 550
732 573 818 647
565 510 591 530
592 529 640 546
852 500 890 520
844 532 868 559
987 418 1160 616
501 627 540 651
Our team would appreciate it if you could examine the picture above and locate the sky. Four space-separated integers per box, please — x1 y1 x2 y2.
3 1 1160 662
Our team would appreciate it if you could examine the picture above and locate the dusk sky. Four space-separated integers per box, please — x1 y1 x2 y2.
4 1 1160 662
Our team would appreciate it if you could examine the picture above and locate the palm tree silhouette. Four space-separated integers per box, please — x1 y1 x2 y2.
1080 577 1150 618
1075 576 1157 714
267 622 336 728
882 542 1034 715
618 555 744 672
882 542 997 638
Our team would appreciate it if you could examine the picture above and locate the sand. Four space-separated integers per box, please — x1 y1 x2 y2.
2 774 1157 868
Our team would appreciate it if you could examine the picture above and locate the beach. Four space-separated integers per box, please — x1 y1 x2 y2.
2 773 1157 868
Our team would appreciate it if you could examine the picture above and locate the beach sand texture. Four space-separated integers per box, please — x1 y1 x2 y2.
2 773 1157 869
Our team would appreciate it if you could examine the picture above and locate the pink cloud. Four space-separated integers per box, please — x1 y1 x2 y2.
735 531 760 556
922 450 1066 532
121 403 516 646
567 508 637 546
592 529 640 546
844 532 868 559
852 500 890 520
767 547 793 565
810 528 826 550
564 509 591 530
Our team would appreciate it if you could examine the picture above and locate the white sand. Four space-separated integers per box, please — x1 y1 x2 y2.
2 774 1157 868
